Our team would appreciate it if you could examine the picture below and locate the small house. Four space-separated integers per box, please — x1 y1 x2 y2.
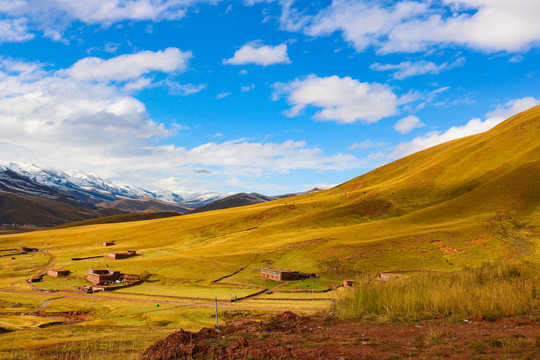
103 241 115 247
343 279 355 289
47 269 71 278
86 269 121 285
261 268 306 281
19 246 38 254
108 250 136 260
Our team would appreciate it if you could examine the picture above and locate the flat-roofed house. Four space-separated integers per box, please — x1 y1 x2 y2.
19 246 38 254
261 268 306 281
47 269 71 278
108 250 136 260
86 269 121 285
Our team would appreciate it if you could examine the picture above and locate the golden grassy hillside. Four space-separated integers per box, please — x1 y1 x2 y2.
1 106 539 292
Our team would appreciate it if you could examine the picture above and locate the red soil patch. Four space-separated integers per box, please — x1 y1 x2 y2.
257 213 275 221
216 224 232 231
139 312 539 360
471 237 489 244
439 246 466 255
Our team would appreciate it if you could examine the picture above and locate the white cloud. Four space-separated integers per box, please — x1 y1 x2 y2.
68 48 191 82
349 140 374 150
216 92 231 99
163 81 207 96
394 115 424 134
241 84 255 92
272 75 398 124
279 0 540 53
223 42 290 66
0 18 33 42
371 58 465 80
243 0 274 5
0 0 218 43
393 97 539 157
485 97 540 119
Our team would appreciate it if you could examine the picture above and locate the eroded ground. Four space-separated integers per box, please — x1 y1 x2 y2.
140 312 540 360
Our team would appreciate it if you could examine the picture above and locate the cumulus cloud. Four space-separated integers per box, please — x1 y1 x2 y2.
394 115 424 134
272 75 398 124
223 42 290 66
278 0 540 53
393 97 539 157
68 48 191 82
371 57 465 80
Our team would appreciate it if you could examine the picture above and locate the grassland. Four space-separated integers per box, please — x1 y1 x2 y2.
331 261 540 322
0 106 539 358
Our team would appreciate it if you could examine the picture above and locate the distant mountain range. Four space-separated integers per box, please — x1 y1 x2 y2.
188 188 326 214
96 197 193 213
0 160 325 226
0 161 230 226
0 167 123 226
0 161 232 208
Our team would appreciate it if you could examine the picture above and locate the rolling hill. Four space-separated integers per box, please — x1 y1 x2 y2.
96 197 192 213
53 211 183 229
188 192 277 213
1 106 539 284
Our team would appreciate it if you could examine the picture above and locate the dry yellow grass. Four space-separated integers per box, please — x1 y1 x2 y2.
0 106 539 358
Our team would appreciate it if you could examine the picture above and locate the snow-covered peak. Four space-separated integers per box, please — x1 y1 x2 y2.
0 160 232 208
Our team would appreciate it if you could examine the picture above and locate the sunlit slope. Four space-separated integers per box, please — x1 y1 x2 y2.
0 106 539 284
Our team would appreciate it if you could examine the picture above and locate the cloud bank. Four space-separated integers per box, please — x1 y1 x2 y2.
0 54 364 191
278 0 540 53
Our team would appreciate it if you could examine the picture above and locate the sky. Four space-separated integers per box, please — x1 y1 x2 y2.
0 0 539 195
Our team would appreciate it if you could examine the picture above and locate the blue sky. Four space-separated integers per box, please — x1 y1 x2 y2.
0 0 539 194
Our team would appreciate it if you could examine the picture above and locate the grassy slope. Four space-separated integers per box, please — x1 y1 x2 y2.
0 192 124 227
0 106 539 290
52 211 182 229
96 198 192 213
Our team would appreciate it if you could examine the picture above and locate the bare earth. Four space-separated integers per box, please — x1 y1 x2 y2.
140 312 539 359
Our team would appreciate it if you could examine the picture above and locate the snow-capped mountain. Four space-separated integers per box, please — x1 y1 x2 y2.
189 192 278 214
0 161 231 208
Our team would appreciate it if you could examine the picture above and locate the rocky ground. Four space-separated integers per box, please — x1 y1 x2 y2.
139 312 539 359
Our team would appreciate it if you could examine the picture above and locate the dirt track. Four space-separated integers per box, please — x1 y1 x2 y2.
140 312 540 360
0 288 316 313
